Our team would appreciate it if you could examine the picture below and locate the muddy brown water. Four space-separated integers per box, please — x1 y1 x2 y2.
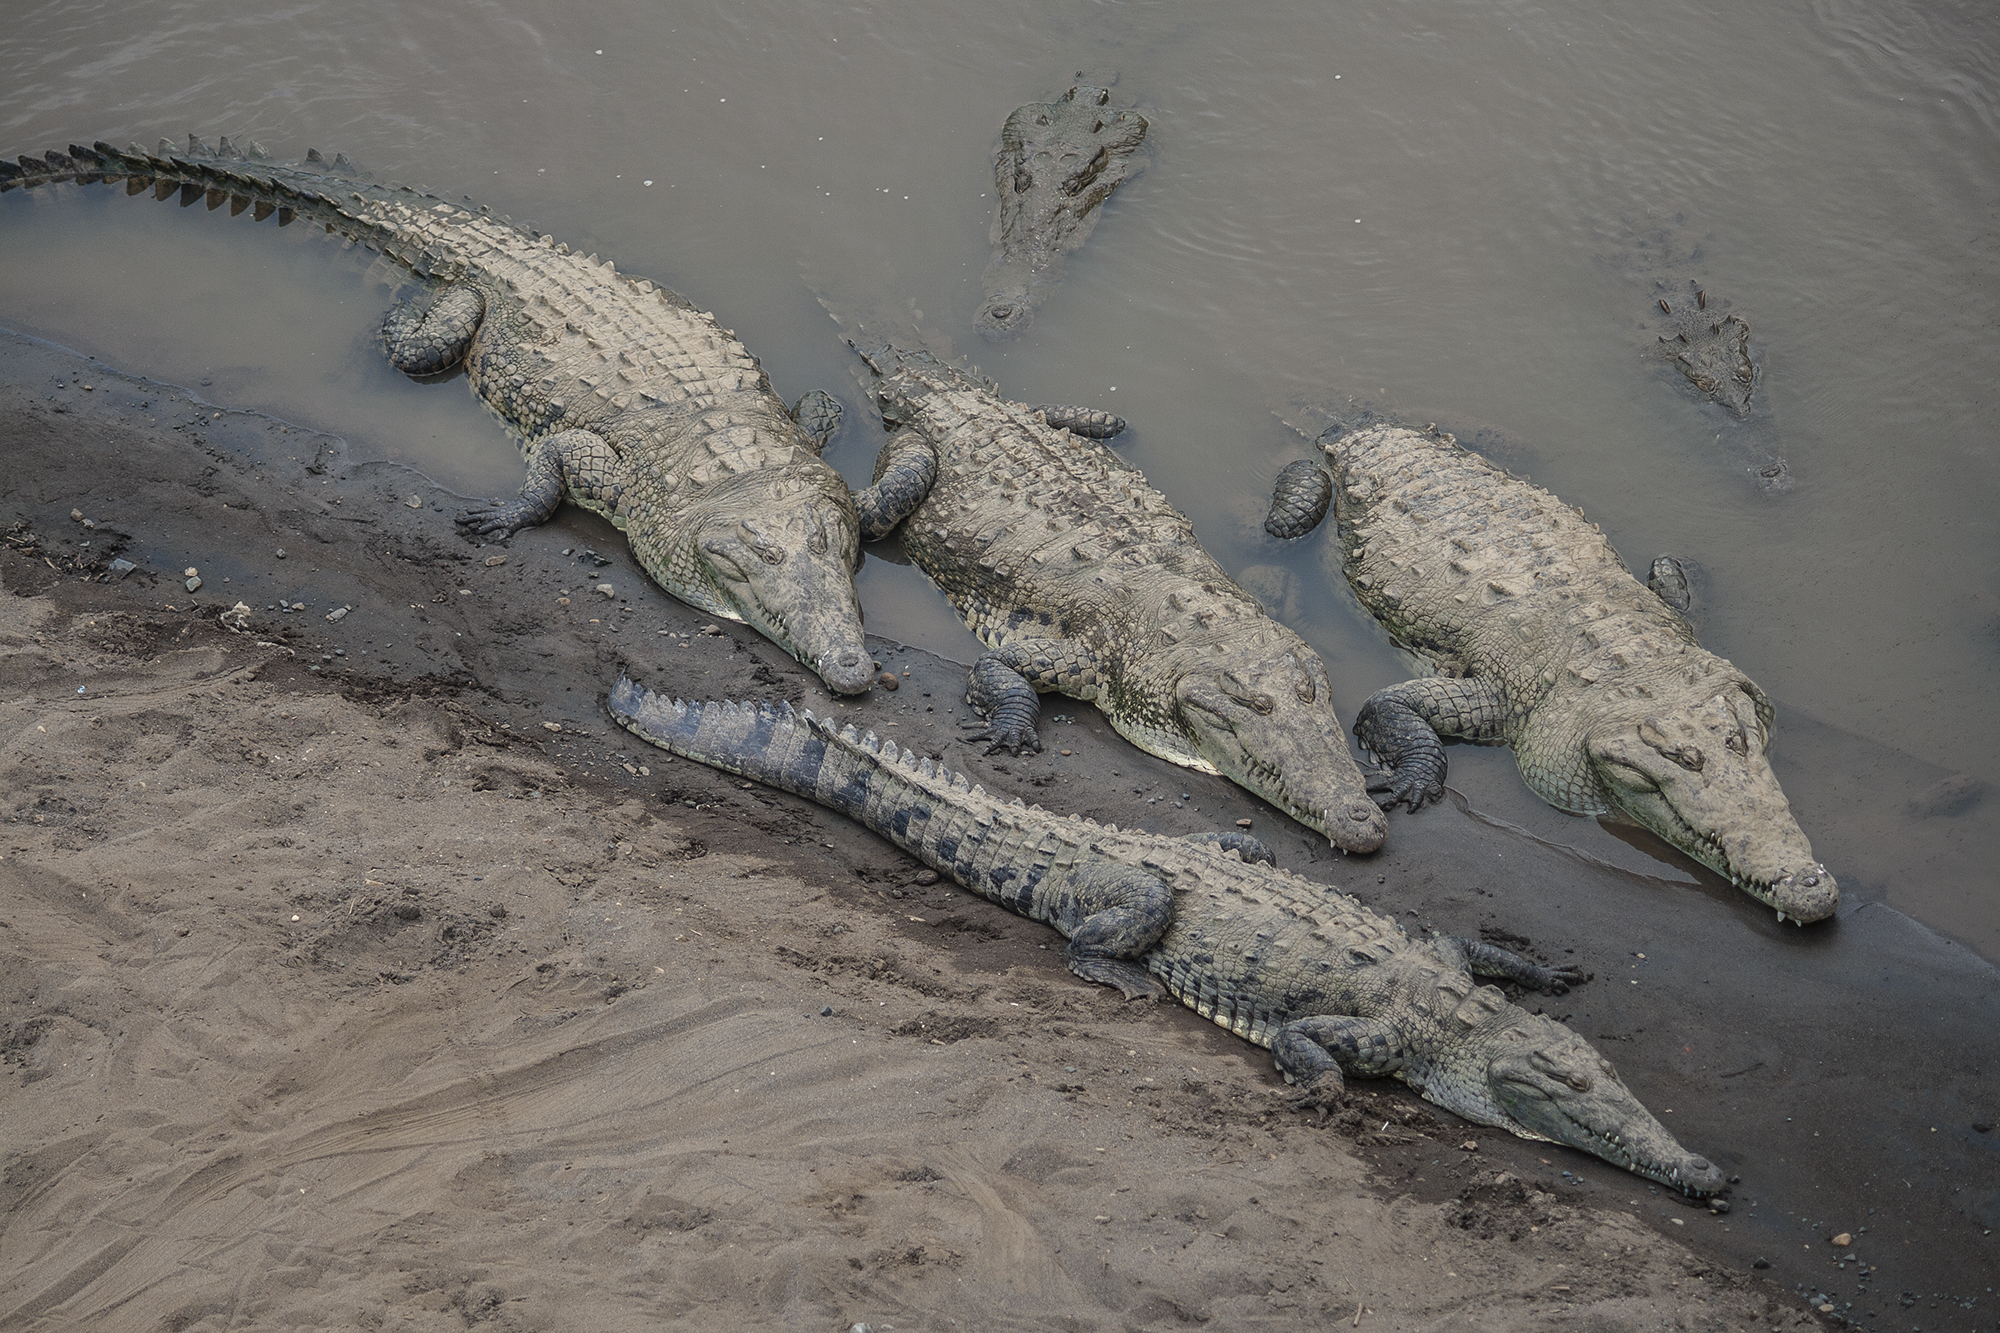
2 0 1996 1325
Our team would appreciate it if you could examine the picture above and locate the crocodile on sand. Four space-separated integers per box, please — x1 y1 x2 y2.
607 678 1728 1197
848 343 1389 854
1293 420 1835 922
977 84 1149 338
0 137 876 694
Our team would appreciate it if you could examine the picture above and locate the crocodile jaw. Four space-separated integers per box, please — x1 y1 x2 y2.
1589 691 1836 922
1175 657 1387 853
691 478 873 695
1448 1014 1727 1198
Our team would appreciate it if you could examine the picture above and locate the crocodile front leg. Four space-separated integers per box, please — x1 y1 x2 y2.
458 428 625 539
1354 676 1510 813
964 636 1104 754
1439 935 1584 994
852 428 938 542
1273 1015 1408 1101
381 282 485 376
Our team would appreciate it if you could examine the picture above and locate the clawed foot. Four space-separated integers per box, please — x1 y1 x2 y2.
1281 1072 1347 1115
1069 956 1164 1001
456 502 532 540
1535 963 1587 996
1366 765 1442 814
961 715 1042 756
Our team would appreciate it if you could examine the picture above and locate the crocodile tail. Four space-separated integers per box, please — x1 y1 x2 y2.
606 676 1026 893
0 138 477 278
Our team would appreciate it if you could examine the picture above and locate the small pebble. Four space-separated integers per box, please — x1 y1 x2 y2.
184 567 199 577
325 606 350 622
1459 1139 1478 1151
71 509 84 521
878 673 898 690
484 554 508 567
184 576 202 592
596 584 616 598
1236 818 1253 828
542 722 563 732
275 547 286 558
406 494 423 508
820 1005 833 1016
913 869 939 886
1832 1232 1852 1247
1059 748 1071 756
489 904 508 919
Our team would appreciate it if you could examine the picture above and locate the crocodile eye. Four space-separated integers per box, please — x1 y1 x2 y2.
1295 677 1316 704
1726 732 1748 755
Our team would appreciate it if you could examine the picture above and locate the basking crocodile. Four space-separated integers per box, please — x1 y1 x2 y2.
978 84 1149 338
1297 420 1835 923
0 137 875 694
849 343 1389 854
607 678 1728 1198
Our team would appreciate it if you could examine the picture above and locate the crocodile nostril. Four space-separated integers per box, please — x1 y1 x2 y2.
1346 802 1379 824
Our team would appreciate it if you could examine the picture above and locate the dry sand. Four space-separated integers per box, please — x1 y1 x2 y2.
0 335 1851 1330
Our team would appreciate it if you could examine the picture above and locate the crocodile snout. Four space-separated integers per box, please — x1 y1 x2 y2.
1330 800 1388 854
819 647 876 696
1770 862 1838 924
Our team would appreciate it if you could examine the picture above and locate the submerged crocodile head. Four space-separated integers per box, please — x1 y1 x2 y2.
1654 292 1755 418
1588 686 1836 922
1439 1001 1728 1197
977 84 1150 339
1174 646 1388 853
689 469 874 695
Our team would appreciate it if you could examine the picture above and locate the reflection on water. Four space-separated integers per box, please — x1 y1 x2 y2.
1 0 1995 958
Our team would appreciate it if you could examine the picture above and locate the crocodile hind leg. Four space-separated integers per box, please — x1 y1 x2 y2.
1273 1014 1408 1103
381 282 485 376
1031 405 1126 440
852 429 938 542
964 636 1105 754
1353 675 1510 813
457 428 625 539
1050 862 1172 1000
1438 935 1584 994
789 389 843 455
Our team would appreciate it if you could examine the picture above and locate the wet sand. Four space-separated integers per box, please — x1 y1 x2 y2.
2 330 1989 1330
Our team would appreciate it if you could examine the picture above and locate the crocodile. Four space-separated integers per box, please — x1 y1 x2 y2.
977 84 1149 338
1620 218 1791 494
848 343 1389 854
1299 419 1835 922
0 136 876 694
607 678 1728 1197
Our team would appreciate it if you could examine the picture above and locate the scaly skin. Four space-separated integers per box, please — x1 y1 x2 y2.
850 344 1388 854
607 678 1727 1197
978 85 1149 338
0 137 873 694
1318 420 1835 923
